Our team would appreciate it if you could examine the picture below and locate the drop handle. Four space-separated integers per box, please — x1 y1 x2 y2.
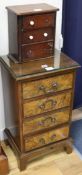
38 85 46 93
50 134 56 141
38 99 57 111
38 82 58 94
38 116 57 126
47 82 58 93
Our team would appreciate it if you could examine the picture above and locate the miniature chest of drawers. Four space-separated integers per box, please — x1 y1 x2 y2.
6 3 58 62
0 50 80 171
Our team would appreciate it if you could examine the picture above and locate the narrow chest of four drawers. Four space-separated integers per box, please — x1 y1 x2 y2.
22 73 73 151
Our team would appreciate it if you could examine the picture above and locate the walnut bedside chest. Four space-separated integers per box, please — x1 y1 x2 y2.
0 50 80 171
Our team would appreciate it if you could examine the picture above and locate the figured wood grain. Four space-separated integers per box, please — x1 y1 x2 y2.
25 126 69 151
23 91 72 117
23 108 70 135
22 41 54 61
22 27 54 44
22 73 73 99
22 13 55 30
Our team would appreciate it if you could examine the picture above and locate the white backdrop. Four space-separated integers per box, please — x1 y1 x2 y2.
0 0 63 139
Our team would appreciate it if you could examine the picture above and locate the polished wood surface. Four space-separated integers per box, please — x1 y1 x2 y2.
23 108 70 135
22 73 73 99
25 126 69 151
22 27 53 44
6 3 58 15
23 91 72 117
22 41 54 61
22 13 55 30
0 50 80 80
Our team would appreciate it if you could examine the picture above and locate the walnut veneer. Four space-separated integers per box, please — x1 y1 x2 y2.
0 50 80 171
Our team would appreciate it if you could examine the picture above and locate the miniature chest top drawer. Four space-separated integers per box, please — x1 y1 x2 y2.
6 3 58 63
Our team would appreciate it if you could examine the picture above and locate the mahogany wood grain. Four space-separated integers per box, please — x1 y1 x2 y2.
22 13 55 30
22 27 54 44
21 41 54 61
6 3 58 16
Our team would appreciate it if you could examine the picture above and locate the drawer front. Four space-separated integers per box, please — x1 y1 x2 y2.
23 108 70 135
23 73 73 100
25 126 69 151
22 13 55 30
22 42 54 61
22 28 54 44
23 91 72 118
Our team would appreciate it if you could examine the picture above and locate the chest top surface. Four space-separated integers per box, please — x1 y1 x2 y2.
0 49 80 81
6 3 58 16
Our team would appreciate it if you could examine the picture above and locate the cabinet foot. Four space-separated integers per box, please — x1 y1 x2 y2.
64 141 73 154
18 158 28 171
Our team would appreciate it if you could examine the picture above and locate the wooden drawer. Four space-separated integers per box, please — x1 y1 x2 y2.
21 41 54 61
23 108 70 135
22 73 73 100
23 91 72 118
22 13 55 30
22 28 54 44
25 126 69 151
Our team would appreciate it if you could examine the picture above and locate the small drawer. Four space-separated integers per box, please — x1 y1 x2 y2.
22 28 54 44
21 42 54 61
22 13 55 30
24 126 69 151
23 108 70 135
22 73 73 100
23 91 72 118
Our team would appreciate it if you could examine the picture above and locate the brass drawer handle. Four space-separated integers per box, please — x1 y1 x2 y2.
38 82 58 94
38 99 57 111
38 116 57 126
39 138 45 145
39 85 46 93
39 103 45 110
50 134 56 141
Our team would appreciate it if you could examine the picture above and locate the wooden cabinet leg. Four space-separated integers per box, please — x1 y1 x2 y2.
18 157 27 171
64 141 73 154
